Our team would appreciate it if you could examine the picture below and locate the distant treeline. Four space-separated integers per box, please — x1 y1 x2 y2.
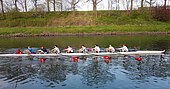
0 0 170 13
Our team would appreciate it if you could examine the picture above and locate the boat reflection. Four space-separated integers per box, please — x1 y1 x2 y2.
0 54 169 89
121 55 170 80
79 61 116 87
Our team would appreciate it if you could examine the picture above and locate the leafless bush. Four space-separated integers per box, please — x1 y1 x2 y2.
151 6 170 21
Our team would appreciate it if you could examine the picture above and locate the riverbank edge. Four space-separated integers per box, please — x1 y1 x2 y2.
0 32 169 37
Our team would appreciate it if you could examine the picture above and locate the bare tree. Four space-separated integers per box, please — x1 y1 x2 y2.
51 0 63 12
58 0 63 12
116 0 120 10
164 0 167 7
3 0 18 12
51 0 56 12
59 0 63 12
66 0 80 11
141 0 144 8
32 0 38 12
122 0 132 12
3 0 12 12
48 0 63 12
130 0 133 11
24 0 27 12
123 0 130 10
46 0 50 12
145 0 156 8
17 0 27 12
108 0 114 10
111 0 120 10
87 0 103 11
0 0 4 14
14 0 19 11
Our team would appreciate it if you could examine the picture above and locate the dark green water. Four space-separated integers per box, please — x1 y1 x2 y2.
0 35 170 89
0 35 169 50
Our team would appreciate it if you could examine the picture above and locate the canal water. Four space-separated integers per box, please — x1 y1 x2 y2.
0 35 170 89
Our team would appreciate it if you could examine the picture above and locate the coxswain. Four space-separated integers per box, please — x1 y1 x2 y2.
106 45 115 53
51 45 60 54
15 49 23 54
65 46 74 53
121 44 128 52
39 46 48 54
79 45 87 53
93 45 100 53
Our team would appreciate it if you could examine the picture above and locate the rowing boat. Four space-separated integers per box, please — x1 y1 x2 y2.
91 50 165 55
0 50 165 57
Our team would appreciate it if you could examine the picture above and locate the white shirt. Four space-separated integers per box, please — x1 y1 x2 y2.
67 47 73 53
94 46 100 53
109 46 115 52
122 46 128 52
54 47 60 53
80 46 86 52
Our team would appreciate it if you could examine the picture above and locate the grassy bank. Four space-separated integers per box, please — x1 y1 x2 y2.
0 25 170 36
0 10 170 36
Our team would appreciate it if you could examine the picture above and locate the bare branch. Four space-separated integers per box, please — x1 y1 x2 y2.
75 0 80 5
86 0 90 3
97 0 103 4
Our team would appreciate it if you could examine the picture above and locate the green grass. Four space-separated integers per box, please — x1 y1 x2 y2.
0 25 169 35
0 10 170 35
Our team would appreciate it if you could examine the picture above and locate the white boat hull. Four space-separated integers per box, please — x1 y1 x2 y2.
0 50 165 57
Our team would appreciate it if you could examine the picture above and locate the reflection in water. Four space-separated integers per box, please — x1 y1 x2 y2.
0 57 68 88
122 55 170 80
80 60 116 87
0 54 169 89
0 35 170 89
38 60 67 83
0 57 37 89
0 35 170 51
152 39 170 51
68 63 78 75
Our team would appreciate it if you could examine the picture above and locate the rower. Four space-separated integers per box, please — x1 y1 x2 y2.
106 45 115 53
51 45 60 54
93 44 100 53
121 44 128 52
79 45 87 53
15 49 23 54
38 46 48 54
64 46 74 53
24 46 35 54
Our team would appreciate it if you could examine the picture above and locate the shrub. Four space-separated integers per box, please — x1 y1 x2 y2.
151 6 170 21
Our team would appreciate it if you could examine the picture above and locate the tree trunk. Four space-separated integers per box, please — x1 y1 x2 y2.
0 0 4 14
116 0 120 10
130 0 133 11
71 0 75 11
164 0 167 7
60 0 63 12
67 0 80 11
53 0 56 12
125 0 129 10
14 0 18 11
24 0 27 12
141 0 144 8
149 0 152 7
92 0 97 11
47 0 50 12
32 0 38 12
